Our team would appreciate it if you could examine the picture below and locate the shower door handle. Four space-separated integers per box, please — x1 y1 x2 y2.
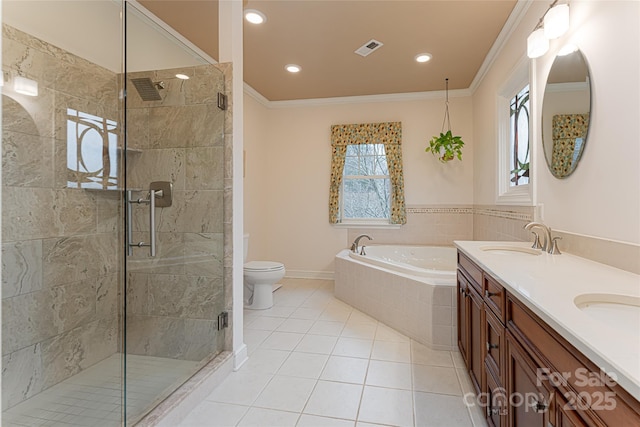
148 189 156 257
127 190 134 256
127 189 158 257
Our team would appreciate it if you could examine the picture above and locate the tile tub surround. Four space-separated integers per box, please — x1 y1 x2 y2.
346 205 473 247
455 240 640 401
178 278 485 427
334 250 457 351
2 25 120 409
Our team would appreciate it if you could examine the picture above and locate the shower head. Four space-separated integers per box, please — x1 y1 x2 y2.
130 78 164 101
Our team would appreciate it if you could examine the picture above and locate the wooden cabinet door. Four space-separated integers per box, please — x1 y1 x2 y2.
555 391 590 427
486 366 508 427
506 332 553 427
457 271 470 367
485 303 505 384
469 284 484 395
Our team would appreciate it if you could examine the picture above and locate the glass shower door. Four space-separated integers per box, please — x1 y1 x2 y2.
2 1 125 426
123 3 227 424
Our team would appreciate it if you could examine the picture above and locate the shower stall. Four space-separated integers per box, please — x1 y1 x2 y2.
1 1 232 425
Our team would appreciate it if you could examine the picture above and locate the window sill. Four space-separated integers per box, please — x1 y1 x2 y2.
333 223 401 230
496 184 533 206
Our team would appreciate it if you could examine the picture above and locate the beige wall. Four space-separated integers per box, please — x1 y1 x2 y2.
245 0 640 275
244 94 474 274
473 0 640 246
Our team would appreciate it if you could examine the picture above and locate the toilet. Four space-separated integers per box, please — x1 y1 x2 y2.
243 234 285 310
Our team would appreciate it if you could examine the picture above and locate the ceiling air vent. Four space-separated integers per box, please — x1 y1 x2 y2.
354 39 384 57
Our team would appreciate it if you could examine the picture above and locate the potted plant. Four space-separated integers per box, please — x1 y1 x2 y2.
427 130 464 162
425 78 465 162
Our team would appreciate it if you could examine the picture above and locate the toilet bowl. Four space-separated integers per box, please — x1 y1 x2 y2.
243 234 285 310
244 261 285 309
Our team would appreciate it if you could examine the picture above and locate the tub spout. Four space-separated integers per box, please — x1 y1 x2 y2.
351 234 373 253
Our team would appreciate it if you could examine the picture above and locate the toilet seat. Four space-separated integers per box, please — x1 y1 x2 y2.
244 261 285 272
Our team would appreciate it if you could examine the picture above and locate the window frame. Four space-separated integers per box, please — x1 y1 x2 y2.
339 143 393 225
496 57 535 206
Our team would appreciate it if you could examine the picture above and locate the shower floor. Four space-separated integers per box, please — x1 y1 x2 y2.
3 353 198 427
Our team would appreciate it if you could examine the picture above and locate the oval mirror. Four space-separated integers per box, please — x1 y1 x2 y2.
541 48 591 178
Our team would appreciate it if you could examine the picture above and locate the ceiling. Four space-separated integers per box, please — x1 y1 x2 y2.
139 1 517 101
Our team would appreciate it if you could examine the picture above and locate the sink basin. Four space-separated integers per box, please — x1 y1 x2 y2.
574 293 640 325
479 245 541 256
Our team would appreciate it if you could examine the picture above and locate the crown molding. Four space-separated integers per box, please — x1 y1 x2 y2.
243 82 271 107
469 0 533 94
244 84 472 109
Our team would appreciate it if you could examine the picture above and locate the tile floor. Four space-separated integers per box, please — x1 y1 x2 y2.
179 278 485 427
3 354 198 427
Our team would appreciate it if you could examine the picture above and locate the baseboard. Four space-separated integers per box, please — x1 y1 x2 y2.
233 343 248 371
285 270 334 280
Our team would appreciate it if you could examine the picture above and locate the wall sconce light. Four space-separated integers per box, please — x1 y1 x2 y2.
14 75 38 96
527 1 570 59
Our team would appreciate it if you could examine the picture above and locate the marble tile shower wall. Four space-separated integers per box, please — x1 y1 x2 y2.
125 65 226 361
1 26 120 409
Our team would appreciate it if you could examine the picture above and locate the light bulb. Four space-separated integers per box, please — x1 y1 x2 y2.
527 28 549 59
285 64 302 73
415 53 432 63
244 9 266 24
544 4 569 39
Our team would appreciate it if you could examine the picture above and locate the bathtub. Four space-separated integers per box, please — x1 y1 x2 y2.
334 245 458 350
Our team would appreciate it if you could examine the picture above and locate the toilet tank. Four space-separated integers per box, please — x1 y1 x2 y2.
243 233 249 262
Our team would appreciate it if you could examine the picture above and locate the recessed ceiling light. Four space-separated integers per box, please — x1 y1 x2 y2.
285 64 302 73
175 73 190 80
415 53 432 63
244 9 266 24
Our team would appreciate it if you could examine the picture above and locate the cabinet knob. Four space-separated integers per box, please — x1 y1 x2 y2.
485 290 499 298
486 342 499 351
532 400 548 413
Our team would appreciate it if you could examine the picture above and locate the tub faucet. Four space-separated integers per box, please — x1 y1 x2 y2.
523 222 553 253
351 234 373 253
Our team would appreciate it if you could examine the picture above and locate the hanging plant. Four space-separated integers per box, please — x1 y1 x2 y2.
426 78 465 162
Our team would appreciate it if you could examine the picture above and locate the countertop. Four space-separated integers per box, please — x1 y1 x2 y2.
454 240 640 401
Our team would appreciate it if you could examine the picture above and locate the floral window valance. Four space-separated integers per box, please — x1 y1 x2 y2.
329 121 406 224
551 113 589 177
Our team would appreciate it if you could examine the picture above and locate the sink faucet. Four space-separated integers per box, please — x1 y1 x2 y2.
524 222 554 253
351 234 373 253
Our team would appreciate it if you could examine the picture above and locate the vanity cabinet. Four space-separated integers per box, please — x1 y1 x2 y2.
457 254 484 395
456 250 640 427
506 330 554 427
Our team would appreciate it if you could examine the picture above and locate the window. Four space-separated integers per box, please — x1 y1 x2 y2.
329 122 406 225
510 85 530 186
341 143 390 221
496 58 533 205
